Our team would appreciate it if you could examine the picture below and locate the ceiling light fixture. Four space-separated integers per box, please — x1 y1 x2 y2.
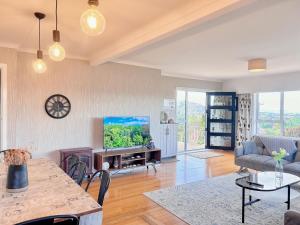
80 0 106 36
248 58 267 72
33 12 47 74
48 0 65 61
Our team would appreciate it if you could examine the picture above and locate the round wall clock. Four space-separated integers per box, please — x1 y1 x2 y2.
45 94 71 119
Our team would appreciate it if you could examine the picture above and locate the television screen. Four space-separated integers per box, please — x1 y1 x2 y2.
103 116 150 149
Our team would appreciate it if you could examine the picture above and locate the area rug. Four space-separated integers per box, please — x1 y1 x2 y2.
188 151 224 159
144 173 300 225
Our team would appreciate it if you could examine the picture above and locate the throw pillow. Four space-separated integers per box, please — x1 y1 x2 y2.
256 146 264 155
242 141 258 155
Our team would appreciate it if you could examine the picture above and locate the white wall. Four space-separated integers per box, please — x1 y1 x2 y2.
222 71 300 93
0 47 222 162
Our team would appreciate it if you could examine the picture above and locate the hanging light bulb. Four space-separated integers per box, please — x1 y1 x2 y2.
33 58 47 74
49 0 66 61
80 0 106 36
48 31 65 61
33 12 47 74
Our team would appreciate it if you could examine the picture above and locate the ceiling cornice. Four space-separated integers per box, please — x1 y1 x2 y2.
161 71 224 82
90 0 256 65
0 43 89 61
112 59 224 82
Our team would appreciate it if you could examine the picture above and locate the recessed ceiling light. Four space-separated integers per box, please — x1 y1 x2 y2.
248 58 266 72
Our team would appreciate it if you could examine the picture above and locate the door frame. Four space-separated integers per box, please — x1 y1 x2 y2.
0 64 8 151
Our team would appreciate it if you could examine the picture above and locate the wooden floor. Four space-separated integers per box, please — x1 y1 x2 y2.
86 150 239 225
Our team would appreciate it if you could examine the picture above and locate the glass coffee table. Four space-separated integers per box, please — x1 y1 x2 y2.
236 172 300 223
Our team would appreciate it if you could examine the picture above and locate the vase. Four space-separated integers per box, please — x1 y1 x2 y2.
6 164 29 193
275 160 283 180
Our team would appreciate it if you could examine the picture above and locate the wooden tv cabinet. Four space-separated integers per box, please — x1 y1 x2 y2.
94 148 161 173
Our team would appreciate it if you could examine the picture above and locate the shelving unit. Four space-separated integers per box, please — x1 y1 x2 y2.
94 148 161 172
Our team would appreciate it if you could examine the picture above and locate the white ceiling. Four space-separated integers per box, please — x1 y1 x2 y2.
0 0 252 65
0 0 190 59
115 0 300 81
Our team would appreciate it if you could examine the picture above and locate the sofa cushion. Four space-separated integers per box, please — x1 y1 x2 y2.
293 140 300 162
259 136 298 161
252 135 264 148
263 158 290 171
284 162 300 177
252 136 266 155
235 154 273 171
242 141 258 155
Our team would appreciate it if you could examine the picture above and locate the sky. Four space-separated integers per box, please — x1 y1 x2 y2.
104 116 150 125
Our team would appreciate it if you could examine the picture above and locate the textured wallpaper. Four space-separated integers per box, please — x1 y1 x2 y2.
0 48 222 161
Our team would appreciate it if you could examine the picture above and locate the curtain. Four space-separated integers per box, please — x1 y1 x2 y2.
236 94 252 146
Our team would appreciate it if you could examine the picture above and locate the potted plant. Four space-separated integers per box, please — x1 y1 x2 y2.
143 135 155 150
3 149 31 193
272 148 288 179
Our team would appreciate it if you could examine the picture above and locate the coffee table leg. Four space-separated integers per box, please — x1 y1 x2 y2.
242 187 245 223
287 185 290 210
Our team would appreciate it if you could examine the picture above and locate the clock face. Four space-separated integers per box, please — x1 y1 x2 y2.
45 94 71 119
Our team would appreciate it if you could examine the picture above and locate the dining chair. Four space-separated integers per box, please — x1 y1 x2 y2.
60 154 80 174
85 170 110 206
68 161 87 186
15 215 79 225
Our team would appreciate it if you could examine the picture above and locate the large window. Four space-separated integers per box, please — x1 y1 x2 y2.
255 91 300 137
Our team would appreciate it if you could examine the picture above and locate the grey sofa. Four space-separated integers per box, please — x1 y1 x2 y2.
235 135 300 177
235 135 300 225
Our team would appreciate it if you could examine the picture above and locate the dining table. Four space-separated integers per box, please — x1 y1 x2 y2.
0 158 102 225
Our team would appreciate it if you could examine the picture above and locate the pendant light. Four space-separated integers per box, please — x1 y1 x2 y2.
33 12 47 74
248 58 267 72
48 0 65 61
80 0 106 36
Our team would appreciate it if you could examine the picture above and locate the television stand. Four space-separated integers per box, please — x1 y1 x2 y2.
94 148 161 174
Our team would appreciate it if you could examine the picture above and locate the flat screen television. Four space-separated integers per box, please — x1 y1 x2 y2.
103 116 150 149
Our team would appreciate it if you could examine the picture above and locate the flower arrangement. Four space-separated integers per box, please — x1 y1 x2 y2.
3 149 31 165
272 148 288 161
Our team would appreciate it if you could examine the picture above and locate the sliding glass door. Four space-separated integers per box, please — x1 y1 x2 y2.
176 90 206 152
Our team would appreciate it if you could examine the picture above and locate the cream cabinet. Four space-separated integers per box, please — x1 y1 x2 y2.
160 124 177 158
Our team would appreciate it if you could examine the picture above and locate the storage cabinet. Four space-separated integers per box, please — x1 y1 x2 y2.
59 147 93 176
160 124 177 158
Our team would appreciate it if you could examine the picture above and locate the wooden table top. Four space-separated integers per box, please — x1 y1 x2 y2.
0 158 101 225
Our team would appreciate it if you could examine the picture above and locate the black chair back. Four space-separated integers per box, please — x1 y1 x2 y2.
15 215 79 225
85 170 110 206
60 154 80 174
68 161 87 186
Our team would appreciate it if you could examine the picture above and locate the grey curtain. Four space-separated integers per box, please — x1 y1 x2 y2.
236 94 252 146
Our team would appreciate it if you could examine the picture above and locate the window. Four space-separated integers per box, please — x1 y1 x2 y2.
255 91 300 137
257 92 281 136
284 91 300 137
